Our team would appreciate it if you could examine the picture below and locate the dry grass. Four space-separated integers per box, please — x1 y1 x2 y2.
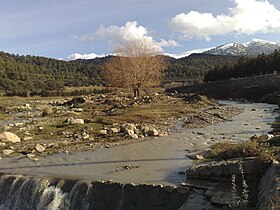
211 141 274 163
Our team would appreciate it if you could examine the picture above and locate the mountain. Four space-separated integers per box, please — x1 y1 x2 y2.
204 39 280 56
164 47 214 59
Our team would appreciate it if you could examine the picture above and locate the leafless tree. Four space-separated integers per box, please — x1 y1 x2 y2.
103 39 166 98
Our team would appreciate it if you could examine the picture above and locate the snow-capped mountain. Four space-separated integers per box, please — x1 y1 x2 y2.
204 39 280 56
164 47 214 59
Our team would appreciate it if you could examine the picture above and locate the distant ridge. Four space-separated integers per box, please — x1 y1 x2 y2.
204 39 280 56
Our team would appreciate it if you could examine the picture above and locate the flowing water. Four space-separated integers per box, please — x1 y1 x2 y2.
0 102 276 210
0 101 277 185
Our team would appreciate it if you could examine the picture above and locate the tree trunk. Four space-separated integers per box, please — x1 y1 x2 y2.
133 88 140 98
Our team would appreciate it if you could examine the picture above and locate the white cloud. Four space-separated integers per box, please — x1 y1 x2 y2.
66 53 105 61
170 0 280 41
80 21 178 51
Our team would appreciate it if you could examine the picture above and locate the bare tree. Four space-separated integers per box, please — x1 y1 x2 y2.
103 39 166 98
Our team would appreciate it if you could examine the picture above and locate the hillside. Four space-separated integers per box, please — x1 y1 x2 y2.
204 49 280 82
0 51 239 96
0 51 103 96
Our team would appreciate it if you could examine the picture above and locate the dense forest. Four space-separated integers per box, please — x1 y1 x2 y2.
0 50 239 96
204 49 280 82
0 51 103 96
165 54 239 84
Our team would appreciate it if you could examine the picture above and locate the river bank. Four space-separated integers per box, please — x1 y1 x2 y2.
0 101 276 187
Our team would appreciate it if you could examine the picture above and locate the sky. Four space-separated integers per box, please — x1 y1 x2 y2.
0 0 280 60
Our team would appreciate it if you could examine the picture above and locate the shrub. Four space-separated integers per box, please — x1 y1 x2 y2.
211 140 274 163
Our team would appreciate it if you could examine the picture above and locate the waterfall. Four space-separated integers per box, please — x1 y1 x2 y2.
0 173 188 210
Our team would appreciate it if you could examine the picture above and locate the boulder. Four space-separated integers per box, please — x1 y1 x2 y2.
68 118 85 125
0 132 21 143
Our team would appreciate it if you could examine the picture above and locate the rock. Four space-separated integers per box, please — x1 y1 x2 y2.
82 132 90 140
99 130 108 135
209 191 233 206
187 149 213 160
27 153 36 159
42 107 54 116
141 125 159 136
3 125 11 131
130 133 139 139
63 97 87 106
147 128 159 136
2 149 15 155
121 123 139 138
259 134 274 142
0 132 21 143
15 123 24 127
108 127 120 134
67 118 85 125
154 92 160 96
23 136 33 141
71 108 83 112
35 144 45 153
25 104 32 110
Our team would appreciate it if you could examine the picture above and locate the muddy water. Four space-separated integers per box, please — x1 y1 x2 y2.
0 102 277 186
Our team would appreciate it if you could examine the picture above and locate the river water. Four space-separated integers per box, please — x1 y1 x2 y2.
0 101 277 186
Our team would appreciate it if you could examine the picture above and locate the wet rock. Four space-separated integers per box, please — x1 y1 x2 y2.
68 118 85 125
252 134 275 142
0 132 21 143
35 144 45 153
187 149 212 160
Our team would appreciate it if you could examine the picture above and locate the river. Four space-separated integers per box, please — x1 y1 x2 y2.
0 101 277 186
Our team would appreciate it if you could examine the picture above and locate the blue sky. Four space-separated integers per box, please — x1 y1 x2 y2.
0 0 280 59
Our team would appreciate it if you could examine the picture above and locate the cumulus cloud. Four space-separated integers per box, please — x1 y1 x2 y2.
170 0 280 41
80 21 178 51
66 53 105 61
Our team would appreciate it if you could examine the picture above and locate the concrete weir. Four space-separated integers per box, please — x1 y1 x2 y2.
0 173 189 210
